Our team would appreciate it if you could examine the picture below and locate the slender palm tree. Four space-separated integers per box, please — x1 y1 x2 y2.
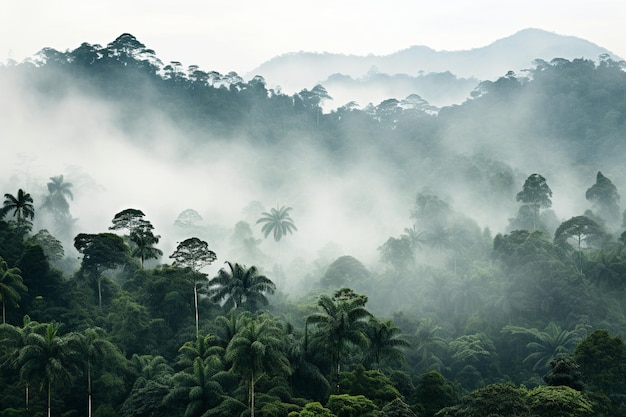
130 222 163 268
42 175 73 215
78 327 125 417
0 316 45 411
256 205 297 242
225 315 290 417
365 318 410 371
0 257 26 324
208 262 276 312
18 322 82 417
305 288 372 391
2 189 35 226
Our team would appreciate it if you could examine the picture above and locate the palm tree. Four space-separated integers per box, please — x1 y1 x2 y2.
78 327 125 417
42 175 73 215
2 189 35 226
18 322 82 417
305 288 372 391
0 316 45 411
177 333 223 371
212 311 251 351
130 222 163 268
413 318 448 373
208 262 276 312
256 205 297 242
129 354 174 389
225 315 290 417
365 318 410 370
164 357 244 417
503 322 588 371
0 257 26 324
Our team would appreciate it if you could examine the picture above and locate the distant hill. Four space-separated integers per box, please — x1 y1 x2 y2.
247 28 620 109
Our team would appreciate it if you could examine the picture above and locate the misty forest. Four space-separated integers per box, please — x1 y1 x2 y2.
4 33 626 417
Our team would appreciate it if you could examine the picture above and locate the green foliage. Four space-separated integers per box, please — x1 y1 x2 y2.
1 189 35 229
289 401 336 417
0 257 26 324
574 330 626 402
515 174 553 231
527 385 593 417
414 371 456 417
169 237 217 272
306 289 372 391
319 256 370 290
379 397 417 417
208 262 276 312
337 365 400 407
326 394 378 417
554 215 604 252
363 318 409 370
543 353 584 391
437 383 530 417
225 314 291 417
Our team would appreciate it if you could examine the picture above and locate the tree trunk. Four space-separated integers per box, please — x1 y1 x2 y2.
194 282 199 339
88 363 92 417
250 372 255 417
47 381 51 417
97 276 102 308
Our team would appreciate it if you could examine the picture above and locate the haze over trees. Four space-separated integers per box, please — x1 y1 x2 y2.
3 33 626 416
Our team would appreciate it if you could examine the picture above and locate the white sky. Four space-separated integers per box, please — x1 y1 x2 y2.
1 1 625 75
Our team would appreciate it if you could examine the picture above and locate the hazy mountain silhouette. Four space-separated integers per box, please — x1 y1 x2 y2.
248 28 620 109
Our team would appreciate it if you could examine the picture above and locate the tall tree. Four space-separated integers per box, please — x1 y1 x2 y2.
516 174 553 230
170 238 217 339
0 257 26 324
364 318 410 371
256 205 297 242
129 220 163 268
28 229 64 262
78 327 126 417
41 175 73 218
555 215 603 251
208 262 276 312
306 288 372 391
1 189 35 229
74 233 130 307
18 322 82 417
225 315 290 417
585 171 620 226
0 316 45 411
109 208 146 234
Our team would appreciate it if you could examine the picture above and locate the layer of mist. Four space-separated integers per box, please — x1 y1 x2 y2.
3 41 626 301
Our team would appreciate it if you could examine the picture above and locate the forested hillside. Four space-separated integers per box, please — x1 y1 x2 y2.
2 33 626 417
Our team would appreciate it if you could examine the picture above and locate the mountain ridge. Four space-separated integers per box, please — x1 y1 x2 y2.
247 28 620 107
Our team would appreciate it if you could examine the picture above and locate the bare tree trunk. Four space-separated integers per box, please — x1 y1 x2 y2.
47 382 51 417
250 372 255 417
88 364 92 417
194 282 199 339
